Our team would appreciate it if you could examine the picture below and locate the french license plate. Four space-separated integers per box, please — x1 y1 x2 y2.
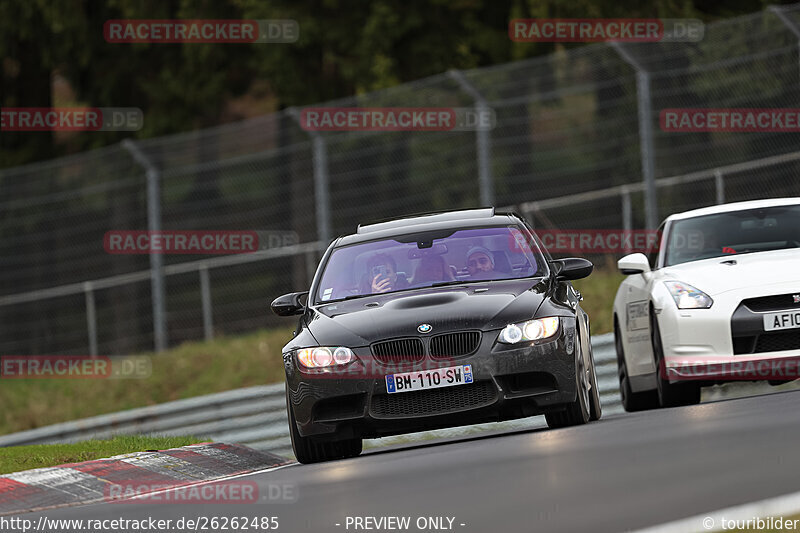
763 310 800 331
385 365 473 394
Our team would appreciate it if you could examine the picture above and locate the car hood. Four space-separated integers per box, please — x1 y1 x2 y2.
305 279 549 346
659 248 800 296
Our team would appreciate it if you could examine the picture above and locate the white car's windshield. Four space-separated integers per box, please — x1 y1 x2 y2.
314 226 547 304
665 205 800 266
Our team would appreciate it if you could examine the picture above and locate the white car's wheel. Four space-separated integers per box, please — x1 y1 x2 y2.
615 318 659 412
650 312 701 408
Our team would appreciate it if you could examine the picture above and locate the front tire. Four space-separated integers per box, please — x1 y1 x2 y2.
586 325 602 421
286 384 362 464
615 319 659 412
546 331 591 428
650 311 701 408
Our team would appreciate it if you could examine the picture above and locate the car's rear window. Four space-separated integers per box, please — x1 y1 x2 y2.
314 226 547 303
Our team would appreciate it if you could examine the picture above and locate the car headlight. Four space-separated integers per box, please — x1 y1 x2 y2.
297 346 354 368
498 317 560 344
664 281 713 309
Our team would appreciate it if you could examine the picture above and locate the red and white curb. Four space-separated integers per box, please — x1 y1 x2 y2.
0 443 291 516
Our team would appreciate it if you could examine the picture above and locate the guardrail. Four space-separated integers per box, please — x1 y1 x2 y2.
0 335 621 457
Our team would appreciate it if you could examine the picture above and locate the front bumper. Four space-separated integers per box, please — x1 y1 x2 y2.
285 319 578 440
659 281 800 383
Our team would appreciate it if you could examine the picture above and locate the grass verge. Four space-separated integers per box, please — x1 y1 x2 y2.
0 326 293 436
572 260 625 335
0 435 204 475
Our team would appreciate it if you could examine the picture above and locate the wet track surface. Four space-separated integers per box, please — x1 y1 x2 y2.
22 389 800 532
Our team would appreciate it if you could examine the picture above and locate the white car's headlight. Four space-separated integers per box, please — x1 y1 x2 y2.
664 281 713 309
297 347 354 368
498 317 560 344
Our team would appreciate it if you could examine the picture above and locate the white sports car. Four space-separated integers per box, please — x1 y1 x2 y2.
613 198 800 410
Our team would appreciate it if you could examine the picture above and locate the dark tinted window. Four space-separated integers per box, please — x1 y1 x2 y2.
648 222 666 268
665 205 800 266
314 226 547 303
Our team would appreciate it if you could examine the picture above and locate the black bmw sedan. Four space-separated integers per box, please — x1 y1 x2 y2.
272 208 601 463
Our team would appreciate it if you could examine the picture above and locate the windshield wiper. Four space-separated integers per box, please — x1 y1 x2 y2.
319 293 369 304
429 278 516 287
430 280 475 287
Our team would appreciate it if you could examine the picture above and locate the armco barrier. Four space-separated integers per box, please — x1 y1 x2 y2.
0 335 620 457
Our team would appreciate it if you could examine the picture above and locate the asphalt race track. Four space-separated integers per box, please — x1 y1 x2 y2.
23 389 800 532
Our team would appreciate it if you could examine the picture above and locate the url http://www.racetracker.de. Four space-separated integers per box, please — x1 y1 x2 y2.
1 515 280 532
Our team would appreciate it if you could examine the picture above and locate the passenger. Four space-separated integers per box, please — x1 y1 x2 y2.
411 255 454 285
362 253 408 294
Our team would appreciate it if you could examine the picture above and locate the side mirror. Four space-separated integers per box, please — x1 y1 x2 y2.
552 258 594 281
617 253 651 275
271 291 309 316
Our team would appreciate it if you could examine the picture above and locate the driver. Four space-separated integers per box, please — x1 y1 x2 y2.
699 228 737 254
466 246 496 279
412 254 454 285
700 229 719 251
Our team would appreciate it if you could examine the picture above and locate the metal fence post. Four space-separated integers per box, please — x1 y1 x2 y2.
305 250 317 287
84 282 98 356
520 204 535 227
714 170 725 204
199 265 213 341
769 6 800 85
287 108 332 244
448 70 494 207
121 139 167 352
621 188 633 254
610 43 658 229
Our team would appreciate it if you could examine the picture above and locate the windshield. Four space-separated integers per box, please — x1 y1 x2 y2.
665 205 800 266
314 226 547 303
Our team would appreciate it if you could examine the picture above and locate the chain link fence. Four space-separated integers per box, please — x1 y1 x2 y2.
3 4 800 356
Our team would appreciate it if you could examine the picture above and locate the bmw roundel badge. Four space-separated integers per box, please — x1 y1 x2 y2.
417 323 432 334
